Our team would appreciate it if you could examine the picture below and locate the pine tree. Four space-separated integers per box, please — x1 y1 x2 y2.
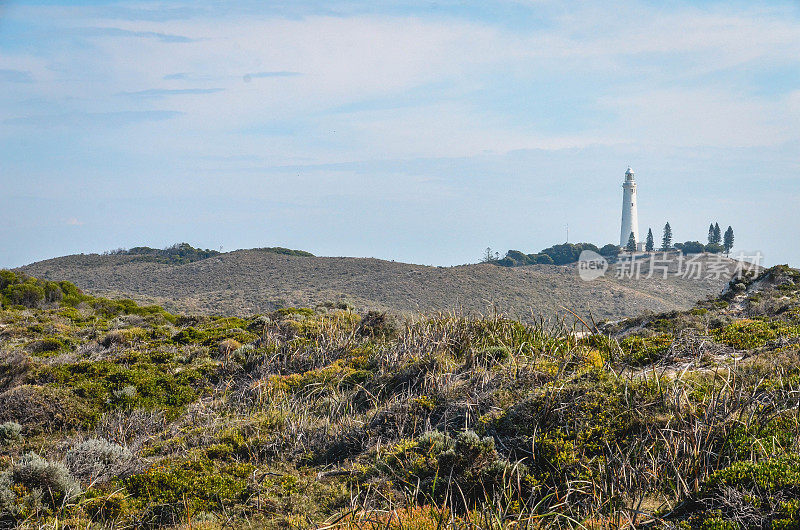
661 222 673 251
708 223 715 245
626 232 637 252
645 228 654 252
713 223 722 245
723 226 734 254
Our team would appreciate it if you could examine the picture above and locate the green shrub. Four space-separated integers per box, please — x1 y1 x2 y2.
171 326 206 345
712 319 800 349
703 456 800 493
375 430 530 509
5 281 45 308
0 270 18 290
485 371 652 494
124 457 254 524
619 333 673 366
681 456 800 529
26 336 67 356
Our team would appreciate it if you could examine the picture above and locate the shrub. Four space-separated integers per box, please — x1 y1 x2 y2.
357 311 398 338
171 326 206 345
539 243 600 265
0 422 22 444
100 328 148 348
0 385 99 432
26 336 67 356
375 430 530 510
619 333 673 366
6 453 81 510
0 270 18 290
42 281 63 303
218 338 242 358
712 319 800 349
65 438 136 485
599 244 621 258
124 457 254 524
254 247 314 257
679 241 706 254
34 360 205 413
681 457 800 528
58 281 81 298
4 282 45 308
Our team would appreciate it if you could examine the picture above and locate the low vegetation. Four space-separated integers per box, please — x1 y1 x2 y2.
0 264 798 527
103 243 315 265
104 243 221 264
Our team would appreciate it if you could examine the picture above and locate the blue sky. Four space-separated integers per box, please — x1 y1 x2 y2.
1 0 798 268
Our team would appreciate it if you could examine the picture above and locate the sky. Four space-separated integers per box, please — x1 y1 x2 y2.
0 0 798 268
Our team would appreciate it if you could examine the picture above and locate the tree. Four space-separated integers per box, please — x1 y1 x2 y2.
539 243 599 265
599 244 620 258
645 228 654 252
626 232 637 252
681 241 705 254
661 223 673 251
708 223 715 245
724 226 735 254
713 223 722 245
482 247 496 263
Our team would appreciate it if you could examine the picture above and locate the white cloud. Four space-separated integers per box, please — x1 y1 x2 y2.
2 2 800 162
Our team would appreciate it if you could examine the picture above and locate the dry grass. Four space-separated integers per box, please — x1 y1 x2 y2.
18 249 736 321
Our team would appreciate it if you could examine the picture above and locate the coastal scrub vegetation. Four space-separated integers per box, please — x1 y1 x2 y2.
0 265 799 527
102 243 315 265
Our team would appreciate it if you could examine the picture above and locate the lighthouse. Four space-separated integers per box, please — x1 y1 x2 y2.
619 167 639 248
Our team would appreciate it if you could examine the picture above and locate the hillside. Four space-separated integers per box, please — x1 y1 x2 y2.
0 266 799 527
18 249 743 321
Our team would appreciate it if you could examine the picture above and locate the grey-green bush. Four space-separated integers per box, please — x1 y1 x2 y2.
65 438 135 485
8 453 80 509
0 422 22 444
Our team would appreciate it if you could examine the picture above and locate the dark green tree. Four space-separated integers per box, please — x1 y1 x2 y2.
626 232 637 252
599 244 620 258
645 228 654 252
713 223 722 244
708 223 715 245
661 223 673 251
723 226 734 254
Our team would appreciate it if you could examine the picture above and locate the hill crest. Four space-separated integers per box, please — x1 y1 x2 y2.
18 248 744 321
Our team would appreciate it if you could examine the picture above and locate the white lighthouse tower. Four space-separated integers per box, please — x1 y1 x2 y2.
619 167 639 248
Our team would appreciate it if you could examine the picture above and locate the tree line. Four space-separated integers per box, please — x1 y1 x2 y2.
626 222 734 254
491 222 735 267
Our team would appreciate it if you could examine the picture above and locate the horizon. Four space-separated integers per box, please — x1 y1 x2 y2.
2 1 799 269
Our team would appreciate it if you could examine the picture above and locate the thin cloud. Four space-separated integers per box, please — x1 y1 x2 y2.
78 26 196 42
119 88 225 97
